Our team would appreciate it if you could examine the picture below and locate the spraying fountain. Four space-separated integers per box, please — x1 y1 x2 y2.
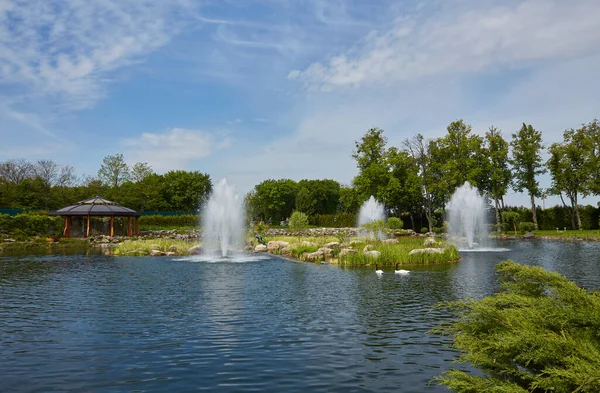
202 179 245 257
357 196 386 239
446 182 489 250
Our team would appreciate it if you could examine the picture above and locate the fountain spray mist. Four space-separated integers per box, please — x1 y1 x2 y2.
357 196 386 239
446 182 488 249
202 179 245 257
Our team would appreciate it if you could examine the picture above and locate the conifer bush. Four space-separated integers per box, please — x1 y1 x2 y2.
433 261 600 393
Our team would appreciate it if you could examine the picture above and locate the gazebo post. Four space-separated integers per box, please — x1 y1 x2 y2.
64 217 70 238
110 216 115 237
86 215 91 237
127 216 132 237
135 217 139 236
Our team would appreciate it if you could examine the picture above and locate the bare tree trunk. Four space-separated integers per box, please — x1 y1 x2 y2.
409 213 415 231
559 193 575 230
573 194 582 230
530 193 538 230
501 197 506 210
494 198 501 226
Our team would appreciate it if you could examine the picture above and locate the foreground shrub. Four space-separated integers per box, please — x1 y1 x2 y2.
519 221 536 233
433 261 600 393
421 227 429 234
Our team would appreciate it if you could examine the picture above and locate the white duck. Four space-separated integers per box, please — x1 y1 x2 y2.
395 263 410 275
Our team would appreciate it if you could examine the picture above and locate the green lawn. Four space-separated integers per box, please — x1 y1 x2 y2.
533 229 600 238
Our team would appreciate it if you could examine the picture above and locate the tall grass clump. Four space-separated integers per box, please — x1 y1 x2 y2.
114 239 196 256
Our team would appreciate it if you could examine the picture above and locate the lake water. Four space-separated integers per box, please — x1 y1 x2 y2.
1 240 599 392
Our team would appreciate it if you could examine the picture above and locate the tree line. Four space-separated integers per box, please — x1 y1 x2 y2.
245 119 600 231
0 154 212 212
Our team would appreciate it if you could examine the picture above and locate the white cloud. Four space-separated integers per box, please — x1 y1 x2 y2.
0 0 197 110
290 0 600 91
123 127 231 172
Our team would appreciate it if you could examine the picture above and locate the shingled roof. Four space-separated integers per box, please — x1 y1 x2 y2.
50 196 140 217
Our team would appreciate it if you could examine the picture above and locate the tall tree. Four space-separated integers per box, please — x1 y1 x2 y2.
483 127 512 225
0 158 34 184
547 127 590 230
33 159 59 187
161 170 212 212
510 123 545 229
130 162 154 183
351 128 390 204
582 119 600 194
98 153 130 188
246 179 299 223
404 134 437 232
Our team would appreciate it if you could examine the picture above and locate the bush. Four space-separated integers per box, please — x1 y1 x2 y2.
0 213 63 239
386 217 403 230
362 219 386 239
519 221 535 233
139 214 198 228
433 261 600 393
311 213 357 228
289 211 309 231
433 227 443 234
421 227 429 234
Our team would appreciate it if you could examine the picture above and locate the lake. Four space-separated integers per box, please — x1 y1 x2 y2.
1 240 599 392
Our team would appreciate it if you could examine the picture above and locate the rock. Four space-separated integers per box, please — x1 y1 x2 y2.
149 244 161 250
349 240 363 246
523 232 535 239
324 241 340 249
383 238 399 244
267 240 290 251
168 245 178 252
165 251 176 256
318 247 334 258
364 250 381 259
303 251 324 262
423 237 438 247
245 245 254 252
188 245 203 255
363 244 374 253
339 248 357 257
150 249 164 256
300 241 316 247
408 248 444 255
254 244 268 252
4 238 16 242
281 246 292 256
96 243 117 249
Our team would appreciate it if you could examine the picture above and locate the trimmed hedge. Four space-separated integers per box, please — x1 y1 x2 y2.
0 213 63 240
138 214 199 228
310 213 357 228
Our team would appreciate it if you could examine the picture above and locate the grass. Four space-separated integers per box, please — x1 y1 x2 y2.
139 225 197 231
260 234 459 266
113 239 198 256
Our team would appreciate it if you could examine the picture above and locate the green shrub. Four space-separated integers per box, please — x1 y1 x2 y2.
386 217 403 230
310 213 357 228
139 214 198 229
362 219 386 239
421 227 429 234
433 227 442 234
289 211 309 231
519 221 535 233
0 213 63 239
433 261 600 393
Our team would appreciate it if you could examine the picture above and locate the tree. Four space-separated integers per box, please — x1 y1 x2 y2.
483 127 512 225
428 120 485 204
130 162 154 183
582 119 600 194
0 158 34 184
98 153 130 188
404 134 438 232
434 261 600 393
351 128 390 203
33 159 59 187
289 211 309 231
161 170 212 212
295 187 316 215
547 127 590 230
296 179 341 215
501 211 520 235
510 123 546 230
245 179 298 223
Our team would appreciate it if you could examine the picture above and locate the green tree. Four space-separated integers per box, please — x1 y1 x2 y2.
501 211 520 235
547 127 591 230
434 261 600 393
351 128 390 203
246 179 299 223
510 123 546 229
98 153 130 188
295 187 316 215
296 179 340 215
483 127 512 225
130 162 154 183
582 119 600 194
161 170 212 212
289 211 309 231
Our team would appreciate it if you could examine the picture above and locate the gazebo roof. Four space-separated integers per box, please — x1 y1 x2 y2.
50 196 140 217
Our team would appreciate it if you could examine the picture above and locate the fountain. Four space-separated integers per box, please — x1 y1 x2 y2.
202 178 245 257
357 196 386 239
446 182 488 250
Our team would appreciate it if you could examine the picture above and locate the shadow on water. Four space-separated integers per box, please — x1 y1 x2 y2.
1 240 599 392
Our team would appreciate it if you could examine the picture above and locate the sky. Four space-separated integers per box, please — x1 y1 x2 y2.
1 0 600 207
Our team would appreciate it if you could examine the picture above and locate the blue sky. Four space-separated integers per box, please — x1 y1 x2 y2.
1 0 600 206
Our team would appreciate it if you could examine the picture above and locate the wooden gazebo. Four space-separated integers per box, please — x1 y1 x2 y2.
50 196 140 238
